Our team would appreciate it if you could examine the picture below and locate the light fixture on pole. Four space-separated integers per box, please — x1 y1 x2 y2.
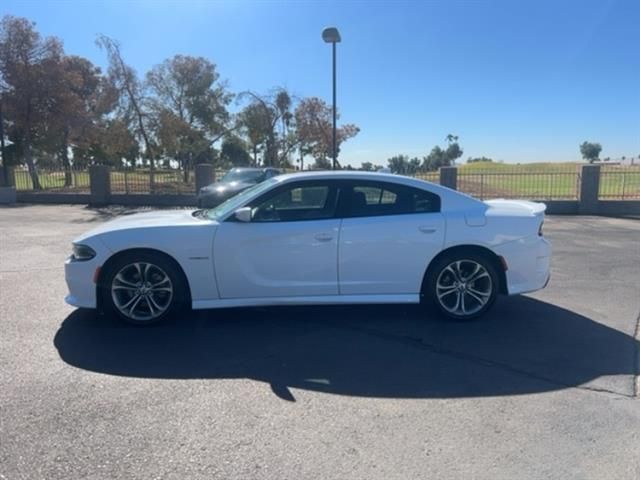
322 27 341 170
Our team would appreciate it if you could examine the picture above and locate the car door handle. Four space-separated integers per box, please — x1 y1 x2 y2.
314 233 333 242
418 226 437 234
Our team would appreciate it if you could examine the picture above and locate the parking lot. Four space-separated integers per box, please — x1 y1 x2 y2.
1 205 639 479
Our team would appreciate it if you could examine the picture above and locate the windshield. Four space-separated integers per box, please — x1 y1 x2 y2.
206 178 278 220
221 169 265 183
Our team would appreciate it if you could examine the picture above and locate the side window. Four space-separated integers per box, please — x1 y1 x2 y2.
347 182 440 217
411 189 441 213
353 186 397 206
251 183 336 222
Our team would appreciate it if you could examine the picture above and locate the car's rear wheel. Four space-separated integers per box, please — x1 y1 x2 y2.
425 253 499 320
102 252 187 325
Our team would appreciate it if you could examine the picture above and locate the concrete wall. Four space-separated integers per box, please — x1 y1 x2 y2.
0 186 17 204
109 194 197 207
16 192 90 204
543 201 580 215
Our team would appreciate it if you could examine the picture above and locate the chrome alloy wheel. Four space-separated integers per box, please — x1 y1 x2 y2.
435 260 493 316
111 262 173 322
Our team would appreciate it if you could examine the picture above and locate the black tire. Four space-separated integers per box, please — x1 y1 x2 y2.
101 251 188 325
424 252 499 321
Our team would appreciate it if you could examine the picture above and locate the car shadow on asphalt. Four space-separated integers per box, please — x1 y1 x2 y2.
54 296 638 401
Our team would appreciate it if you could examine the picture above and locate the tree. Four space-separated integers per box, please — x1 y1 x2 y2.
0 15 64 189
423 135 464 171
360 162 375 171
239 100 272 165
275 89 292 164
443 133 463 166
146 55 232 178
220 135 251 167
388 155 408 174
96 35 154 169
39 55 115 185
237 89 299 168
579 141 602 163
73 117 139 168
422 146 445 171
294 97 359 169
467 156 494 163
387 155 421 175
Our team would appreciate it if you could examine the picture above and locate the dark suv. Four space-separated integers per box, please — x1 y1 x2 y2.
197 167 280 208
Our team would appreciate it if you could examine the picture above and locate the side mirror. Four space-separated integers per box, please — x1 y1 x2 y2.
234 207 252 223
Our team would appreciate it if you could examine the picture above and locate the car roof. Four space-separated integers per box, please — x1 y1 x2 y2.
230 167 278 172
275 170 432 188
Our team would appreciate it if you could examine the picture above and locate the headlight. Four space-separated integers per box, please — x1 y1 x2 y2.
72 244 96 261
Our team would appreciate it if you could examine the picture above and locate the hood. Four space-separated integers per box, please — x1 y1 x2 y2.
74 209 208 242
484 199 546 217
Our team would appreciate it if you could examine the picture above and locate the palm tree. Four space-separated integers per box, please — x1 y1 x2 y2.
275 90 292 167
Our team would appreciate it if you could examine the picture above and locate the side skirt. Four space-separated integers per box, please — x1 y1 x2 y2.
192 294 420 310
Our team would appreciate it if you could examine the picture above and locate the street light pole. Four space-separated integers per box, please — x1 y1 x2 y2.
322 27 341 170
332 41 337 170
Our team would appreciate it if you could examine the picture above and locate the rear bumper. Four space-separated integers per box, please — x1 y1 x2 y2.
494 236 551 295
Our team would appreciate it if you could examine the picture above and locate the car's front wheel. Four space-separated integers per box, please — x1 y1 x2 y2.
425 253 499 320
102 252 187 325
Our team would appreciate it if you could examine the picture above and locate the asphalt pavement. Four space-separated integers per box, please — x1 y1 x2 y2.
1 205 639 479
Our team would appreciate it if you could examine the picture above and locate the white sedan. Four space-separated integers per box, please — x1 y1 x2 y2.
65 171 551 324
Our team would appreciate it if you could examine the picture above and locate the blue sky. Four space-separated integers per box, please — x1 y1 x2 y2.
3 0 639 165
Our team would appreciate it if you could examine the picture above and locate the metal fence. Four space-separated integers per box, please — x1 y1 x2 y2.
414 171 440 184
598 166 640 200
456 171 581 200
13 167 90 192
9 164 640 202
110 169 195 195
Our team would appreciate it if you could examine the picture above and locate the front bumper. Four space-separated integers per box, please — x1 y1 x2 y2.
64 256 99 308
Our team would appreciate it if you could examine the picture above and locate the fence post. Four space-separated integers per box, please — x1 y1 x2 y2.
195 164 214 194
0 165 16 204
90 165 111 206
440 166 457 190
579 164 600 215
4 166 15 187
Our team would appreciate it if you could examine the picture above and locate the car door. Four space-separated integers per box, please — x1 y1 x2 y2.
338 181 445 295
214 180 341 299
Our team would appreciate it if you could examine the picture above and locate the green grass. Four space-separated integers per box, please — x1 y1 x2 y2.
459 161 581 173
458 169 581 200
14 169 196 195
599 168 640 199
14 170 91 192
456 162 640 200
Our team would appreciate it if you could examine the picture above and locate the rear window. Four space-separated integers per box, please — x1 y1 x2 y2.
346 182 440 217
